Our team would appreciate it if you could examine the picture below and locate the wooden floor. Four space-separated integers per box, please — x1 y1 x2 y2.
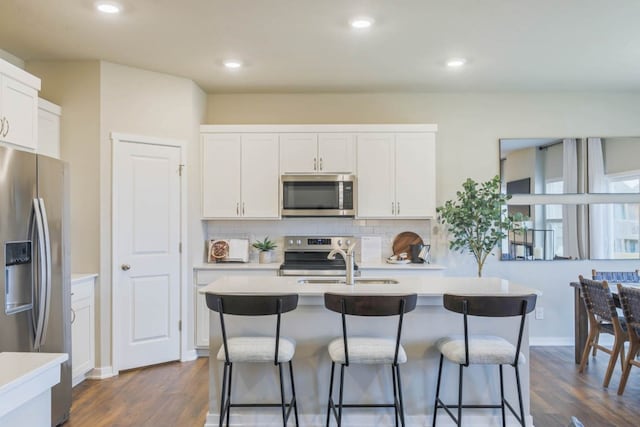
66 347 640 426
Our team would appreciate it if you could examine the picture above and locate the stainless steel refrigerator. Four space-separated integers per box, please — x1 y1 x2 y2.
0 145 71 426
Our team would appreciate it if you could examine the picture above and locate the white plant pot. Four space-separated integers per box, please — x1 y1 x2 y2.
259 251 272 264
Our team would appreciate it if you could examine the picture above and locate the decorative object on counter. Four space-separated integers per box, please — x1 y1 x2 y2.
386 253 410 264
252 236 278 264
392 231 424 257
208 240 229 262
410 243 431 264
436 175 514 277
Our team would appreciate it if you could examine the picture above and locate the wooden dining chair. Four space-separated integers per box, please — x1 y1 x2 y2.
616 283 640 395
578 275 627 388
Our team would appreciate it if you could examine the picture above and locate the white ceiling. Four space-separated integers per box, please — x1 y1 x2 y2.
1 0 639 93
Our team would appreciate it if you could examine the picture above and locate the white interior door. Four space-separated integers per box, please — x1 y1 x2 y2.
115 138 181 371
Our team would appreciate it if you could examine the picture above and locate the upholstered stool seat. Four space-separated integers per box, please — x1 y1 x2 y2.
436 335 525 365
432 294 537 427
206 293 300 427
324 293 417 427
328 337 407 365
217 337 296 363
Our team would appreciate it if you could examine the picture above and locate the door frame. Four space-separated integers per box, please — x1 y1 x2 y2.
111 132 188 374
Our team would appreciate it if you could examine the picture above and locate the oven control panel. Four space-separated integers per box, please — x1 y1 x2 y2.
283 236 355 252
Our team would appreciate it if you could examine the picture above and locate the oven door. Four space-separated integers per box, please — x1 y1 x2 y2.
281 174 355 217
279 251 359 276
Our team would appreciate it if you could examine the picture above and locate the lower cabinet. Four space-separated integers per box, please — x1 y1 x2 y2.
71 275 96 386
194 268 279 349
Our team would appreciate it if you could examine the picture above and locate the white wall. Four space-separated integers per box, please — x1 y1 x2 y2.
99 61 206 369
206 92 640 343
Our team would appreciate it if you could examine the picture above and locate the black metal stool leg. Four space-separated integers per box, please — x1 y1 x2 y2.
396 364 406 427
226 363 233 427
392 364 399 427
457 364 463 427
278 363 287 426
515 365 525 427
219 362 229 427
432 354 444 427
499 365 506 427
338 364 345 427
326 362 335 427
289 361 299 427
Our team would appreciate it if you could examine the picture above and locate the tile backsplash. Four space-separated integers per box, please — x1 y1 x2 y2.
204 218 433 264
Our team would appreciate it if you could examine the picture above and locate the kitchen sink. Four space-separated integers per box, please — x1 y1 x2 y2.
297 278 399 285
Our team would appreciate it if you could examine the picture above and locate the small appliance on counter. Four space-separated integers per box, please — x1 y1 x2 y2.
208 239 249 263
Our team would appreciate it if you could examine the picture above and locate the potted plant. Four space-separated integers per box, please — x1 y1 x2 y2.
252 236 278 264
436 175 513 277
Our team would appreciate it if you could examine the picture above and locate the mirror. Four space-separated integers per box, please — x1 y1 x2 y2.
500 138 582 195
589 203 640 259
502 204 584 261
586 137 640 194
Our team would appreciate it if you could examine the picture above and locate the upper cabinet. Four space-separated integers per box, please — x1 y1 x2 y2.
280 133 355 173
0 59 40 151
37 98 61 159
357 132 436 219
200 124 437 220
201 133 280 219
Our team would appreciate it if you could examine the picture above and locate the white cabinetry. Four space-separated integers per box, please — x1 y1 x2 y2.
201 133 280 219
0 59 40 151
357 132 436 218
194 267 279 349
37 98 61 159
280 133 354 173
71 274 96 386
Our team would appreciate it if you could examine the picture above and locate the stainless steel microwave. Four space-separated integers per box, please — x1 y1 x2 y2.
281 174 356 217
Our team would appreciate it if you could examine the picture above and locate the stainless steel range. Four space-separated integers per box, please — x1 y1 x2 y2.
279 236 360 276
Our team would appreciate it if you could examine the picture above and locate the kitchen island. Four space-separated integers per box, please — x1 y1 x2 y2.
200 276 539 427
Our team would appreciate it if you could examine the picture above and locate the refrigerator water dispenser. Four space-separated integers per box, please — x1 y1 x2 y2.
5 241 33 315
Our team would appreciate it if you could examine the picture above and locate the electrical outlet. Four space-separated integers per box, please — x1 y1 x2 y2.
535 307 544 320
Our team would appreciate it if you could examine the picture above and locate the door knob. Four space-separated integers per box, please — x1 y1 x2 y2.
121 264 131 271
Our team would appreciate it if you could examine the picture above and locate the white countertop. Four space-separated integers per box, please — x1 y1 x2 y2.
200 275 540 298
194 262 445 270
71 273 98 282
0 352 68 419
194 263 281 270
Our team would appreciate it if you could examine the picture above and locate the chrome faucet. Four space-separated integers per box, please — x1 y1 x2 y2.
328 242 357 285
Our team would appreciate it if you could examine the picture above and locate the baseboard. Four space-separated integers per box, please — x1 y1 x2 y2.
195 348 210 358
181 349 198 362
204 411 534 427
85 366 116 380
530 337 574 346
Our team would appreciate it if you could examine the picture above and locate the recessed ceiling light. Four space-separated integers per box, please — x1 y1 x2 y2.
223 60 243 69
350 17 374 29
96 1 121 14
446 58 467 68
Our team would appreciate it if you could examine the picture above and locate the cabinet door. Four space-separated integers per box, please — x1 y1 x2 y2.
318 133 355 173
201 134 241 218
395 133 436 218
356 133 396 218
71 279 95 386
1 76 38 150
195 285 210 348
38 105 60 158
279 133 317 173
241 133 280 218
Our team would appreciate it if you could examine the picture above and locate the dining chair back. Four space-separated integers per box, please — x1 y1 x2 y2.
578 276 627 389
616 284 640 395
592 269 640 283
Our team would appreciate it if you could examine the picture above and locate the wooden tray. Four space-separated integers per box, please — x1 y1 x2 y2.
392 231 424 256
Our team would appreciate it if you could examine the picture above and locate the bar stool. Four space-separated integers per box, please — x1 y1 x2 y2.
205 293 300 427
323 292 417 427
432 293 537 427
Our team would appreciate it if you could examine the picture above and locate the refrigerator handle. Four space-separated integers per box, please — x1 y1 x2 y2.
38 198 52 348
31 198 47 351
